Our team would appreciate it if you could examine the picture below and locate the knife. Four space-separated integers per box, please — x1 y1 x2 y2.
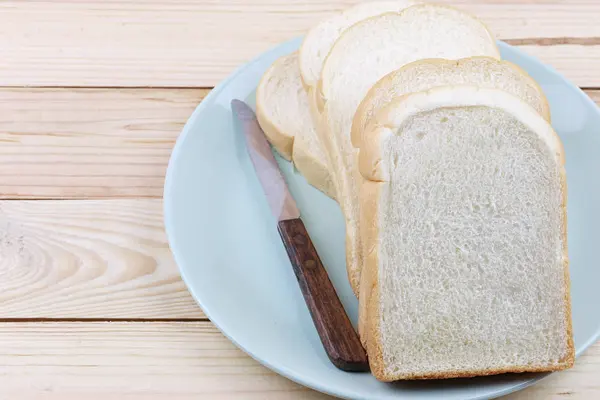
231 99 369 372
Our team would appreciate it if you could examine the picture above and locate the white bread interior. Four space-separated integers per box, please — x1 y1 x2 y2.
358 85 573 381
352 56 551 149
298 0 418 90
255 52 336 198
317 3 500 295
353 57 552 333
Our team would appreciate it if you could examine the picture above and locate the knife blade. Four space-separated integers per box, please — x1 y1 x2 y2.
231 99 300 221
231 99 369 372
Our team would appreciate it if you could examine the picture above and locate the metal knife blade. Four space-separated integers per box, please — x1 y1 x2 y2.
231 99 300 222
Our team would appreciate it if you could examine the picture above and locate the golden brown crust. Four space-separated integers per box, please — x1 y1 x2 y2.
374 362 575 382
559 164 576 367
357 179 381 345
344 228 360 297
365 188 387 378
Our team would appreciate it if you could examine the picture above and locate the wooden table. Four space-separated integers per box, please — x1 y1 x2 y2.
0 1 598 398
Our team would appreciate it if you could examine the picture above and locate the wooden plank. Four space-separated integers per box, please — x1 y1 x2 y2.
0 199 204 319
0 88 207 199
516 45 600 89
2 88 599 200
0 321 330 400
0 321 597 399
586 89 600 103
505 346 600 399
0 1 598 87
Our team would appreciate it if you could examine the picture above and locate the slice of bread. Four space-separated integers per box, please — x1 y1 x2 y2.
352 57 551 149
318 3 500 295
298 0 418 90
300 0 418 140
354 56 552 344
256 53 336 198
358 85 573 381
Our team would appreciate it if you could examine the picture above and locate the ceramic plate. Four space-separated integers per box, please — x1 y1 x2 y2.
164 38 600 400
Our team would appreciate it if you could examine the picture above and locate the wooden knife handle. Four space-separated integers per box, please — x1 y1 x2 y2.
277 218 369 372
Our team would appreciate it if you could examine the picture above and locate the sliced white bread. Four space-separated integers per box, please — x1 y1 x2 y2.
318 3 500 295
298 0 418 90
358 85 573 381
352 58 552 331
255 53 336 199
300 0 418 133
351 56 551 149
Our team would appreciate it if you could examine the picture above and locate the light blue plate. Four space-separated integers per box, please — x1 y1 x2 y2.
164 38 600 400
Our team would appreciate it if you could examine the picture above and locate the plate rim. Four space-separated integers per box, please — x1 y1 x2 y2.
163 38 600 400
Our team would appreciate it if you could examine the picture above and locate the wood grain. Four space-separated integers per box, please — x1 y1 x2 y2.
0 88 207 199
0 199 203 319
2 88 599 200
0 321 596 399
0 321 331 400
505 346 600 399
0 2 598 398
0 1 598 87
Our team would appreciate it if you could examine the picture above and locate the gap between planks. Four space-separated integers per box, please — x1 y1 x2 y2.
0 320 596 399
0 318 208 323
1 1 600 87
1 88 599 200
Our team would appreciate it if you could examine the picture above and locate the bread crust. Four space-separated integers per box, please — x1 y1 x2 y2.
256 52 337 198
293 140 336 199
317 3 500 113
370 86 565 169
358 85 574 381
357 125 392 182
351 56 551 150
255 55 295 160
316 3 500 297
359 179 386 376
306 86 324 139
357 179 381 346
298 0 418 90
317 106 362 297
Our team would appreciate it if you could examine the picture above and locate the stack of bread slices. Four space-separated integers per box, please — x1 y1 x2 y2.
256 1 574 381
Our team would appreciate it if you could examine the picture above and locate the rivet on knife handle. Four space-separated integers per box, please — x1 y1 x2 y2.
277 218 369 372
